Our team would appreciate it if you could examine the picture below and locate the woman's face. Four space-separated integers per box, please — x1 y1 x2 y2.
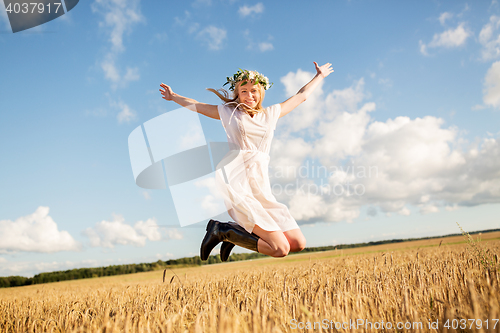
238 81 260 109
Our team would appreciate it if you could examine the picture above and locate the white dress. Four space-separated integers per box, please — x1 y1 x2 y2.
215 103 300 233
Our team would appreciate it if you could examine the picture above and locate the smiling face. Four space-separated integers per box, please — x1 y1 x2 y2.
237 81 263 109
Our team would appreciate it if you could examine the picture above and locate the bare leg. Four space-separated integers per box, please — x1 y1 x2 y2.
284 228 307 252
251 225 291 257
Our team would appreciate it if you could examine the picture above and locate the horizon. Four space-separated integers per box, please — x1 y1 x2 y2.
3 225 498 279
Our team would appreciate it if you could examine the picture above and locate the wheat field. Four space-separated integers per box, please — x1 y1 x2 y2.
1 232 499 332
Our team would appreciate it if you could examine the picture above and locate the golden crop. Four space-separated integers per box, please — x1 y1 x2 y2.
1 233 499 332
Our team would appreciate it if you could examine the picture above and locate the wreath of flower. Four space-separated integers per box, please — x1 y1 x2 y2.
223 69 273 91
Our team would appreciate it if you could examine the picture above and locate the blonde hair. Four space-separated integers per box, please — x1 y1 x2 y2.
207 81 266 117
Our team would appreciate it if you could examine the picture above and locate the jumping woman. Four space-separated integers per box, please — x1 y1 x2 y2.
159 62 333 260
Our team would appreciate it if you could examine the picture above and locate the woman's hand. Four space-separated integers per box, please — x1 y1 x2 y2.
159 83 174 101
279 61 334 118
158 83 220 119
314 62 334 79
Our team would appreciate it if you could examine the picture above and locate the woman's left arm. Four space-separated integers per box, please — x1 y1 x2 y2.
279 62 333 118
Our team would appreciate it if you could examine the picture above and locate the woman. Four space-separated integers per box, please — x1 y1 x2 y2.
159 62 333 260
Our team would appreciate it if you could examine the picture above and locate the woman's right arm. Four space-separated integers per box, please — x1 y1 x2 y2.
159 83 220 120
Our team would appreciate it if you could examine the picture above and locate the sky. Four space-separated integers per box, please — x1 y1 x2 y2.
0 0 499 278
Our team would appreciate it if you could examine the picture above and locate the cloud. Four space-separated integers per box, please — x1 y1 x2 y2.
419 40 429 56
0 207 80 253
483 61 500 108
156 252 174 259
115 100 136 123
197 25 227 50
83 214 167 248
243 30 274 52
151 32 168 43
0 258 124 278
420 23 470 55
0 260 77 277
91 0 144 87
142 191 151 200
194 176 227 216
269 69 500 224
239 3 264 17
479 15 500 61
429 23 470 47
165 229 183 240
91 0 144 52
278 69 325 133
378 78 393 88
439 12 453 26
258 42 274 52
101 55 140 89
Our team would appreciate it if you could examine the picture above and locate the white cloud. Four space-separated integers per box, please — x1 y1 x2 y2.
420 23 470 55
378 78 393 88
278 69 324 133
239 3 264 17
152 32 168 43
83 214 165 248
142 191 151 200
101 56 120 83
288 190 328 222
258 42 274 52
156 252 174 259
92 0 144 87
270 137 313 183
100 51 140 89
0 207 80 253
124 67 140 82
194 177 226 216
429 23 470 47
243 30 274 53
479 15 500 61
134 218 162 241
419 204 439 214
165 229 183 240
0 258 118 278
197 25 227 50
419 40 429 56
91 0 144 52
0 260 76 277
269 69 500 224
179 122 205 150
113 100 136 123
439 12 453 26
483 61 500 108
174 11 199 34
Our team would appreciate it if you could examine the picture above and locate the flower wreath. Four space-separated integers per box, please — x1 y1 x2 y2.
223 69 273 91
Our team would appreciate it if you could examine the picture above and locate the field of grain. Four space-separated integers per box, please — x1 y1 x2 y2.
1 232 499 332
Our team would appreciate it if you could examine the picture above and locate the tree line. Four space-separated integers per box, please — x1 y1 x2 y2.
1 228 497 288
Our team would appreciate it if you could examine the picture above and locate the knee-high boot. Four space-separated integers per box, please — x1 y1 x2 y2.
220 223 260 261
200 219 260 261
220 242 235 262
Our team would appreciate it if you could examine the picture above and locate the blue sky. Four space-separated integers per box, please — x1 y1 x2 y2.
0 0 499 277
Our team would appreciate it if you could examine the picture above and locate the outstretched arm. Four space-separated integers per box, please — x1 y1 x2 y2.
279 62 333 118
159 83 220 120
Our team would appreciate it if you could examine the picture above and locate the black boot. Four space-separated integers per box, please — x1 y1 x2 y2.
220 223 260 261
220 242 235 262
200 220 260 261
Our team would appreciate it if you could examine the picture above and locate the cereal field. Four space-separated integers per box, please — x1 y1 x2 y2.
1 232 499 332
